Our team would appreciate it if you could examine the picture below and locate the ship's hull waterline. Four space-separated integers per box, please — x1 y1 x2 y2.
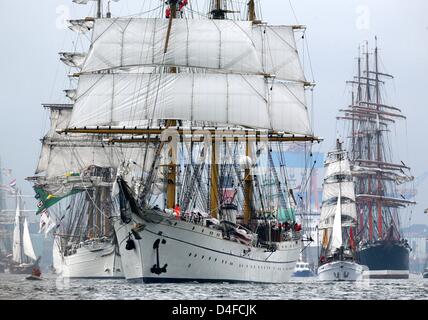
317 261 368 281
356 240 410 279
114 213 300 284
54 242 124 279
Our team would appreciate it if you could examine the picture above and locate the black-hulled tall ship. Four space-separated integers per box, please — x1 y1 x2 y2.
338 40 415 279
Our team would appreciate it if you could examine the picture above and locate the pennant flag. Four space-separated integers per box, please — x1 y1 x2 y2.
9 179 17 188
33 186 83 215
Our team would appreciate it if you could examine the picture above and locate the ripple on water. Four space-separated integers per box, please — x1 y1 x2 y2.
0 273 428 300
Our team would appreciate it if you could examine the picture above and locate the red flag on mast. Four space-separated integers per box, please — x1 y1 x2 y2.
349 227 355 250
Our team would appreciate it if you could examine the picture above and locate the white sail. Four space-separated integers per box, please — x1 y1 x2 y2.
330 189 342 250
324 159 351 179
36 107 73 174
319 202 356 229
82 18 262 75
81 18 305 82
252 24 305 82
68 73 311 135
36 106 153 178
23 218 37 261
60 52 86 69
322 181 355 202
12 194 22 264
68 19 94 33
43 144 147 179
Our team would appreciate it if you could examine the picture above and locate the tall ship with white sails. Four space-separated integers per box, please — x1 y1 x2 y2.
338 41 415 279
317 140 368 281
56 0 319 283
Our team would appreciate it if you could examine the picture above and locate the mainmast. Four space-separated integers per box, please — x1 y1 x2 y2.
165 0 179 210
243 2 257 225
374 37 383 239
207 0 230 219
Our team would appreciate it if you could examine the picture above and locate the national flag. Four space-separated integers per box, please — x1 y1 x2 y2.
34 186 83 215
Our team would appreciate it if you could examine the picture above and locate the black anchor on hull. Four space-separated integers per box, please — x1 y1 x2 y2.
151 238 168 275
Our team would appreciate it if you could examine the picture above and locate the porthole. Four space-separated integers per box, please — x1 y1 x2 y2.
194 254 197 258
202 256 205 259
188 253 192 257
188 264 191 268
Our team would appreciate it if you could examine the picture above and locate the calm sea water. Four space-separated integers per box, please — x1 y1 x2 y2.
0 273 427 300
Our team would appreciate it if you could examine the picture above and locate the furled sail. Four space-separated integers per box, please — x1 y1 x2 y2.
64 89 78 101
60 52 86 69
322 181 356 203
68 19 94 33
12 194 22 264
68 73 311 135
81 18 305 83
23 218 37 261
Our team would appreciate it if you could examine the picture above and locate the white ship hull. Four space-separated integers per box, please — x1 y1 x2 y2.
55 241 124 279
114 213 300 283
317 260 368 281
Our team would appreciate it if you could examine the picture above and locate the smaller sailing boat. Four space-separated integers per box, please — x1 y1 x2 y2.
8 191 40 274
317 140 368 281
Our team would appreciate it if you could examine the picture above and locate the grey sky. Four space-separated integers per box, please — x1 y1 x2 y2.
0 0 427 225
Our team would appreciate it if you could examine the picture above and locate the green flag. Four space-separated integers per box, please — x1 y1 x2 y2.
34 186 82 215
277 207 296 223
